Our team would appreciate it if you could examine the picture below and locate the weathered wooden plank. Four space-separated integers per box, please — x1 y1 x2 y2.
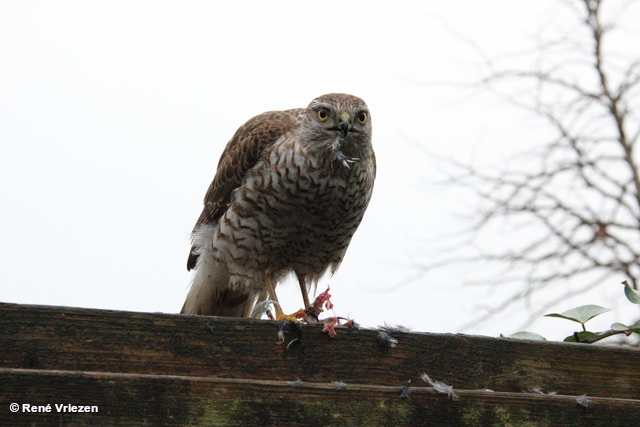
1 302 639 400
2 368 639 427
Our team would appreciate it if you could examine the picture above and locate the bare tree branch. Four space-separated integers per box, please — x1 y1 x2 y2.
418 0 640 329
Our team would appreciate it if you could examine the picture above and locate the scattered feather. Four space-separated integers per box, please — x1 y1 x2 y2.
421 373 459 400
377 331 398 348
375 323 409 348
285 379 306 387
250 300 279 319
277 320 302 345
380 323 412 334
531 388 557 395
286 338 300 350
342 319 359 330
399 380 412 399
332 381 347 390
576 394 591 408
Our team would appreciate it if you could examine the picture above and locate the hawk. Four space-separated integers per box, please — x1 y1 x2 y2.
181 93 376 320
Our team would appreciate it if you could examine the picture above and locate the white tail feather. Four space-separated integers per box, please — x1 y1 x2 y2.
181 225 256 316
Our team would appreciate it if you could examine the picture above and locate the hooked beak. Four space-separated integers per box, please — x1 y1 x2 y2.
340 120 351 138
338 112 352 138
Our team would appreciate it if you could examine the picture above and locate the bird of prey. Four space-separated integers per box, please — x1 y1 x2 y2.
181 93 376 320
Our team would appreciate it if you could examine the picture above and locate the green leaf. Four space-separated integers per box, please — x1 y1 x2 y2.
622 281 640 304
506 331 547 341
611 322 629 331
563 331 598 343
630 320 640 333
544 305 611 324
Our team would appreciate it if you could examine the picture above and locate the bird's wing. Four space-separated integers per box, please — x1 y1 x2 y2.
187 108 301 270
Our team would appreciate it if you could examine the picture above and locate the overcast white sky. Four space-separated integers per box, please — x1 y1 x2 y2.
2 1 638 341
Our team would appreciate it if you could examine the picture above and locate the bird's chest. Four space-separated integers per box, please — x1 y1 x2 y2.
238 138 372 229
216 135 373 270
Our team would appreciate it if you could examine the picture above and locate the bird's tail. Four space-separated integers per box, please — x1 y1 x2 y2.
180 225 256 317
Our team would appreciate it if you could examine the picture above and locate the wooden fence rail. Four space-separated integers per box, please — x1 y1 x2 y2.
1 302 639 426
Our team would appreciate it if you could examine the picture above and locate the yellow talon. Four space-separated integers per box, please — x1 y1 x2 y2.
275 313 300 322
273 306 304 322
290 309 307 319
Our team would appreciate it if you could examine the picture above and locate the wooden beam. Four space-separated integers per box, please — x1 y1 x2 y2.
2 368 639 426
2 302 639 426
2 303 638 398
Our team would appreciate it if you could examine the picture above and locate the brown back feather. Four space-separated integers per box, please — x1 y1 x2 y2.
187 109 301 270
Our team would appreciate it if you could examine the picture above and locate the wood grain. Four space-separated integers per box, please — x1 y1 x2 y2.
2 368 639 427
2 302 639 426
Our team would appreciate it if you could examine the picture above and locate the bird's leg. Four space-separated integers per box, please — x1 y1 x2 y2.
265 275 300 322
297 273 325 324
265 275 284 318
296 273 311 310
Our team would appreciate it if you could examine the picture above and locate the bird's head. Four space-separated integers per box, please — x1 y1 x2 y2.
304 93 372 167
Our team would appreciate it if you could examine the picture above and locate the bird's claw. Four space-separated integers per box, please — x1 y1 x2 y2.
272 286 353 338
275 309 305 322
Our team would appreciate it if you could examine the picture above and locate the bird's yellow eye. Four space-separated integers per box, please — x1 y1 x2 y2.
317 109 329 122
357 111 367 124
